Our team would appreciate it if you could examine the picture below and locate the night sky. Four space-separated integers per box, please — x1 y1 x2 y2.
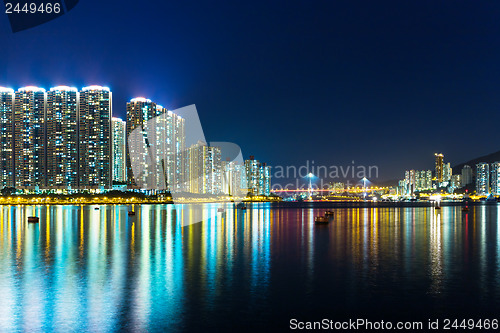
1 1 500 183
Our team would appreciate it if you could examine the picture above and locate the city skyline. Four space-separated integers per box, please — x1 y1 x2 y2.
2 1 500 182
0 85 271 196
399 152 500 197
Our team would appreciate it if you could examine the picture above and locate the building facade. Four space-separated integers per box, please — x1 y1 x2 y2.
476 162 489 195
79 86 112 190
461 165 473 186
14 87 46 189
126 98 185 191
435 153 444 183
112 117 126 183
491 162 500 195
244 156 271 196
443 162 452 183
0 88 14 188
46 86 79 189
187 141 222 194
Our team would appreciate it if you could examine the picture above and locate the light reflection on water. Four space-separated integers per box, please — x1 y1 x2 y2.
1 204 500 331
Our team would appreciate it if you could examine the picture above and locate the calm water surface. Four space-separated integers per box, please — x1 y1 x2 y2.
1 203 500 332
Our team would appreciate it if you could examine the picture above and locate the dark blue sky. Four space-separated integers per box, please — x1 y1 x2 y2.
1 0 500 182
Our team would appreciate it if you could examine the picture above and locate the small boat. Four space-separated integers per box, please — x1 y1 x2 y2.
315 216 329 224
217 208 225 213
128 211 136 216
28 216 39 223
324 210 334 216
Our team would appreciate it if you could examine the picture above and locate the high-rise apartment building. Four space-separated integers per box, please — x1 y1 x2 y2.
79 86 112 190
476 162 489 195
461 165 473 186
221 160 251 196
155 109 185 192
450 174 461 190
0 88 14 188
491 162 500 195
244 156 271 195
46 86 79 189
14 87 46 189
187 141 221 194
443 162 452 182
245 157 260 195
126 98 185 191
112 117 126 183
403 169 432 193
425 170 432 189
261 163 271 196
126 98 157 188
435 153 444 183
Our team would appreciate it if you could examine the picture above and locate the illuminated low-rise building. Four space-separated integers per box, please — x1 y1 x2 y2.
330 182 345 193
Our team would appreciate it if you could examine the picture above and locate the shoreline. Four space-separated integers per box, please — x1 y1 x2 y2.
0 200 493 207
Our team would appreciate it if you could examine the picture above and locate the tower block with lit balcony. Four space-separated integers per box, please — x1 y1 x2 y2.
125 98 185 191
434 153 444 184
79 86 112 190
14 87 47 190
0 88 14 188
46 86 79 189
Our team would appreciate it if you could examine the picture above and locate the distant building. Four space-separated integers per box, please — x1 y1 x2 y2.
0 88 14 188
435 153 444 183
450 174 461 190
491 162 500 195
126 98 185 191
443 162 452 182
245 157 260 195
126 98 157 188
46 86 79 189
404 169 432 193
461 165 473 186
112 117 126 183
244 156 271 196
221 160 246 196
330 182 345 192
425 170 432 189
261 163 271 196
187 141 221 194
398 180 406 195
14 87 46 190
476 163 489 195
